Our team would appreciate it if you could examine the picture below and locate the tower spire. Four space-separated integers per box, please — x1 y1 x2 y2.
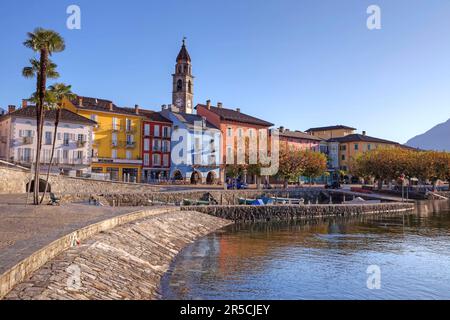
172 39 194 114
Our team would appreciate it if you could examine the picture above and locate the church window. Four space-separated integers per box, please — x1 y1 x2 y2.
177 80 183 92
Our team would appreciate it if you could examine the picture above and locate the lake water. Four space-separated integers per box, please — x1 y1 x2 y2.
161 209 450 300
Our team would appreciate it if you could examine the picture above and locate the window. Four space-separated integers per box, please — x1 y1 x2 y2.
126 151 132 160
162 140 170 152
367 144 371 151
342 155 346 161
177 79 183 92
90 114 97 122
153 139 161 151
163 126 171 138
63 133 70 145
188 80 192 93
144 154 150 166
154 125 160 137
248 129 254 138
112 133 118 146
153 154 161 166
144 139 150 151
112 150 117 159
354 144 359 151
112 118 119 130
226 146 233 162
20 130 34 137
63 150 69 160
78 134 85 142
144 124 150 136
76 151 83 160
126 134 134 145
227 128 233 137
45 132 52 145
126 119 132 131
163 154 169 167
238 128 243 137
340 145 347 151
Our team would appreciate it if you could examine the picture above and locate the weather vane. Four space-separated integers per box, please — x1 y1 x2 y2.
183 36 187 45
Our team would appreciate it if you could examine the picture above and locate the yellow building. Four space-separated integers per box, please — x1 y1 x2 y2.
305 125 356 140
329 133 399 172
63 96 143 182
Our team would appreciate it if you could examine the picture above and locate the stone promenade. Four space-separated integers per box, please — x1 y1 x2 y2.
0 195 146 274
5 210 232 300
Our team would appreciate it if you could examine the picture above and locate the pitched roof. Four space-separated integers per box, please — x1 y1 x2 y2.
176 42 191 62
139 109 172 123
170 112 219 130
197 104 274 127
279 130 323 141
70 96 139 116
4 105 97 125
327 134 399 145
305 125 357 132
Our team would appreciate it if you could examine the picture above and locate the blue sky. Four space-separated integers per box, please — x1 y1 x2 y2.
1 0 449 143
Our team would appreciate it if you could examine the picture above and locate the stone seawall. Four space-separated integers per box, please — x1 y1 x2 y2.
0 167 159 195
102 189 325 206
4 211 232 300
181 203 415 222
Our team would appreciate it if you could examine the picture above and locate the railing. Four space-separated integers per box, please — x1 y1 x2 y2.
126 142 136 149
23 137 34 145
77 141 87 148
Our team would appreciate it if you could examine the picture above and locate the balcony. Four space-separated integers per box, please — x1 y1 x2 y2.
23 137 34 145
126 142 136 149
111 125 122 132
111 141 120 148
126 127 137 134
77 141 87 148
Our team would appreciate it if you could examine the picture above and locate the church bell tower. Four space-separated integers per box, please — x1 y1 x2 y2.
172 38 194 114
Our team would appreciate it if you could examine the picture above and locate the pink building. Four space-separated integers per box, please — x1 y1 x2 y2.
278 127 322 151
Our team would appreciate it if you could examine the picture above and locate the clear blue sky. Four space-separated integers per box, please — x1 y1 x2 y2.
1 0 449 143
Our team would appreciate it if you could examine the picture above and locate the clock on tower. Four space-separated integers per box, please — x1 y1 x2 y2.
172 38 194 114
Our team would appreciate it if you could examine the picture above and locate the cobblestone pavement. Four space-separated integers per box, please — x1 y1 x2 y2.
5 211 232 300
0 195 147 274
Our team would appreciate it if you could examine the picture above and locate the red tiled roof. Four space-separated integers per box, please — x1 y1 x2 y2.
279 130 323 141
197 104 273 127
71 96 139 116
4 105 97 125
139 109 172 123
327 134 399 145
306 125 357 132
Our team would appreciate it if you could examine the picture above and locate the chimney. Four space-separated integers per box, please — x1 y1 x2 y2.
362 131 366 136
236 108 241 113
279 126 285 133
8 105 16 114
78 97 83 106
22 99 28 109
134 104 139 115
109 102 114 111
206 100 211 110
161 104 167 111
217 102 223 109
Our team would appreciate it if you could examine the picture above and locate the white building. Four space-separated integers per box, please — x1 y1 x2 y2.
0 104 96 175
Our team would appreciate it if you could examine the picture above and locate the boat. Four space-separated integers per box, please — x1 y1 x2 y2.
238 198 265 206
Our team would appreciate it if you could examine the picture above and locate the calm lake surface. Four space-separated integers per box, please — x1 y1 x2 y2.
162 209 450 300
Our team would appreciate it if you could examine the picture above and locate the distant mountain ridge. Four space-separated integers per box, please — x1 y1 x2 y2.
406 118 450 151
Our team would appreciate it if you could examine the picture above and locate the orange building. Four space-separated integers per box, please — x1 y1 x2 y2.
305 125 356 140
196 101 273 182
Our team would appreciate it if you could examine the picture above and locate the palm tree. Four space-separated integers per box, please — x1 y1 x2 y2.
23 28 65 204
40 84 76 204
22 58 60 80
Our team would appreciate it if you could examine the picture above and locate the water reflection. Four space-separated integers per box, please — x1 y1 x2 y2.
162 210 450 300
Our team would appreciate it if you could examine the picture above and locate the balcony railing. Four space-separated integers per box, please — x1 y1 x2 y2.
23 137 34 145
77 141 87 148
126 142 136 149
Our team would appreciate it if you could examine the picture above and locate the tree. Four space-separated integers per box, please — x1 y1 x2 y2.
302 151 328 185
40 84 76 204
23 28 65 204
277 146 306 189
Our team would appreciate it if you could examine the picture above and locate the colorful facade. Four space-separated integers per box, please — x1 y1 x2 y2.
196 101 274 183
305 125 356 140
140 110 172 182
0 103 96 175
63 96 143 182
278 127 322 151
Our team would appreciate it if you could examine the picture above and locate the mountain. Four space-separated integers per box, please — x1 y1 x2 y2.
406 118 450 151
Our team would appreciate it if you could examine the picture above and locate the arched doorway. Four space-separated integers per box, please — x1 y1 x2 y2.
173 170 183 181
206 171 216 185
26 179 49 193
190 171 202 185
